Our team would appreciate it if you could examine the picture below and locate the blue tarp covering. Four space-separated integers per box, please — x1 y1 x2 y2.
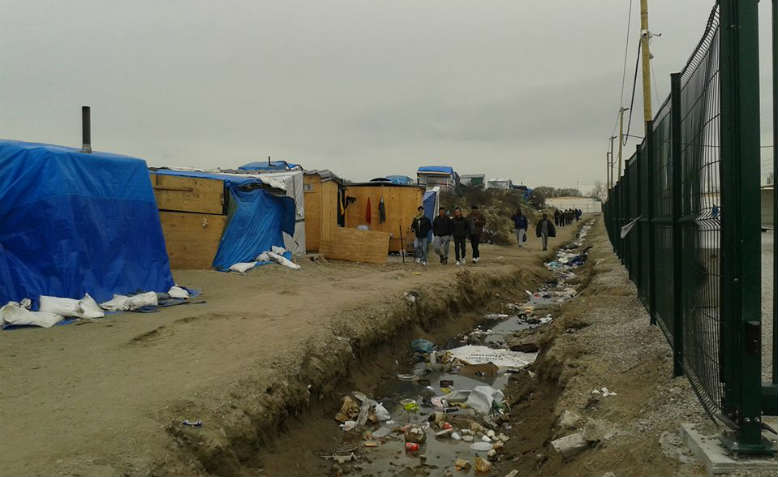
0 140 174 307
422 190 437 241
212 188 295 270
238 161 301 172
149 169 296 270
386 175 414 185
417 166 455 175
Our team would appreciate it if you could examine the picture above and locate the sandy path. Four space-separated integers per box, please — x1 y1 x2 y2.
0 223 583 476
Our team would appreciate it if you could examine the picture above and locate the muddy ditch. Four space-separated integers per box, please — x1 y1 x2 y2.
159 222 592 477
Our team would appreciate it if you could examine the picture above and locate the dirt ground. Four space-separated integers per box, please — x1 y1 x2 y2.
498 217 715 477
0 223 582 476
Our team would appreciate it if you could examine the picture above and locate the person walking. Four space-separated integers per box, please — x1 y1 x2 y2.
554 209 561 227
451 207 470 265
469 205 485 263
511 208 528 247
432 207 452 264
411 206 432 265
536 213 556 251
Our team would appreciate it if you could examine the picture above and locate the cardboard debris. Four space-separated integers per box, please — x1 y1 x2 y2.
459 362 499 378
448 345 537 368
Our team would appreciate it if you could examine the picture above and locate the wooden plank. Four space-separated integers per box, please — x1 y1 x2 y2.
159 211 227 269
303 175 322 252
320 227 389 264
321 181 339 244
150 173 225 215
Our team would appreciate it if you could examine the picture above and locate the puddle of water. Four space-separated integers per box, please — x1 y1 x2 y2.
330 223 594 476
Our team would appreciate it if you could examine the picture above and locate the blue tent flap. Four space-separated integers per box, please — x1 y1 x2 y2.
238 161 301 172
0 140 174 307
211 188 296 270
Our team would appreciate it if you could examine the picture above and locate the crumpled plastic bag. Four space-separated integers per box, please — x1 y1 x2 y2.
168 286 190 299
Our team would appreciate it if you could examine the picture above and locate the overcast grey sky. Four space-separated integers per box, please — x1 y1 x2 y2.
0 0 773 189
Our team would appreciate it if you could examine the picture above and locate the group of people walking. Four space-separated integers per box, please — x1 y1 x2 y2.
411 205 484 266
554 208 582 227
411 204 571 265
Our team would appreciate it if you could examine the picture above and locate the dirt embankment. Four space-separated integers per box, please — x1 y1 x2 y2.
497 218 712 477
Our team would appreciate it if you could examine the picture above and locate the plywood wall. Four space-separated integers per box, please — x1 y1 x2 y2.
150 173 225 214
344 185 424 252
320 228 390 264
159 212 228 269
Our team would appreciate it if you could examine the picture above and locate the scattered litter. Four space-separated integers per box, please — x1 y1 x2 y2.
322 453 356 464
474 456 492 473
411 338 435 353
397 374 418 381
402 399 420 412
459 362 499 378
374 403 391 421
471 441 492 452
405 442 420 452
340 420 357 431
335 396 360 423
454 459 471 471
363 440 379 447
182 419 202 427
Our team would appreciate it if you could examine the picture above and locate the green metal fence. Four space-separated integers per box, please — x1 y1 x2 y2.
603 0 776 453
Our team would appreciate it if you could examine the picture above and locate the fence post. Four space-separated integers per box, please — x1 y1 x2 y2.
635 146 642 289
646 122 656 325
719 0 771 453
670 73 684 377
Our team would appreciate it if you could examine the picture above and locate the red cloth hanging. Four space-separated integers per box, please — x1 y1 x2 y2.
366 197 372 224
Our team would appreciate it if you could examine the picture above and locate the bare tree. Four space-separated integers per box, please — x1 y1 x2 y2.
590 181 607 201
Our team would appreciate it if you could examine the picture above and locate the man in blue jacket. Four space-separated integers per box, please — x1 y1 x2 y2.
511 209 528 248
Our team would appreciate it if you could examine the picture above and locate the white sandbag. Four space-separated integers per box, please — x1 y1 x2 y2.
271 245 287 255
0 301 63 328
229 261 257 273
127 291 158 309
78 293 104 319
267 251 301 270
168 286 190 299
100 295 131 311
256 252 271 263
39 295 83 317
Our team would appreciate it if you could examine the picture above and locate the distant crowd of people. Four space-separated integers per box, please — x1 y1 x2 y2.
410 205 580 265
554 208 582 227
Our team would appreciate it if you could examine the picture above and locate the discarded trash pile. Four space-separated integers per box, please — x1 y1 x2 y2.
0 285 201 329
544 223 592 272
322 224 595 476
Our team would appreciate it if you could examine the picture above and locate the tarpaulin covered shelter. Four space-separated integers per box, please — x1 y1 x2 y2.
417 166 459 191
238 160 301 172
0 140 174 307
149 169 296 270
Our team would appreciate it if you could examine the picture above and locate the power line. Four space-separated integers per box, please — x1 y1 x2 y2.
623 39 642 146
612 0 635 138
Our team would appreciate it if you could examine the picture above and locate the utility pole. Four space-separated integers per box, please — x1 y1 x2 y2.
609 135 617 189
640 0 653 124
618 109 624 178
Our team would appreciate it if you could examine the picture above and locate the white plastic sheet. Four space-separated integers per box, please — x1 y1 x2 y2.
448 345 537 368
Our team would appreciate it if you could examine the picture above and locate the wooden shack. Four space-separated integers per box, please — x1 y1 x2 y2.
303 171 342 253
149 172 228 269
344 183 425 252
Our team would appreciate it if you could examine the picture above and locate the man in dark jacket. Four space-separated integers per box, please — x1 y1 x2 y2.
511 209 528 248
411 206 432 265
536 213 557 251
451 207 471 265
432 207 452 264
469 205 486 263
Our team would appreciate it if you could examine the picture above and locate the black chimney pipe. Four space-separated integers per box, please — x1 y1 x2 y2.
81 106 92 153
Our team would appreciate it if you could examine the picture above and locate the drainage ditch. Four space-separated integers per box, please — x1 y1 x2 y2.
252 221 594 477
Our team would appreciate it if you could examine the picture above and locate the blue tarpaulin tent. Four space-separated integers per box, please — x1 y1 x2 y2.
417 166 455 175
150 169 296 270
0 140 174 307
386 175 414 185
238 161 301 172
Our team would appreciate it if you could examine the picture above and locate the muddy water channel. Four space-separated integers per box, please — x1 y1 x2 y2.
318 223 592 477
